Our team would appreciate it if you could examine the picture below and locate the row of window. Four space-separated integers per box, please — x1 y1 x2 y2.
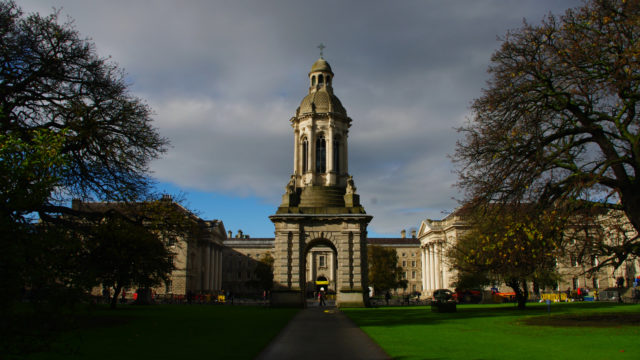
402 271 418 280
401 260 418 268
569 255 599 267
301 135 341 173
572 277 599 290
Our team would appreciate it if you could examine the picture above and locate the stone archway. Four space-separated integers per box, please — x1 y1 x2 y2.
303 238 338 299
269 214 372 307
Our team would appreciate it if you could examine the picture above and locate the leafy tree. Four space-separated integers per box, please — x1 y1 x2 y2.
453 0 640 267
0 0 167 308
85 211 174 309
0 126 69 310
71 197 206 309
0 1 167 208
368 245 405 294
449 206 564 309
252 252 274 293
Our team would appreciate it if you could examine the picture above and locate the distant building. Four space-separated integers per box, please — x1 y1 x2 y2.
418 208 640 299
221 230 422 298
72 197 226 298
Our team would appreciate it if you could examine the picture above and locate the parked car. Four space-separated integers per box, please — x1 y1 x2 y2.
432 289 453 302
452 289 483 303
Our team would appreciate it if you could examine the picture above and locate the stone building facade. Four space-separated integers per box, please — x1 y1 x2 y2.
368 233 423 295
417 208 640 298
73 198 226 299
221 230 423 298
221 231 274 296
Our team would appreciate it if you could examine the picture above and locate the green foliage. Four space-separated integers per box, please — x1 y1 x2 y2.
368 245 405 293
0 127 70 312
0 0 168 311
251 252 274 292
449 206 564 308
454 0 640 267
0 127 68 218
86 213 174 308
0 1 168 203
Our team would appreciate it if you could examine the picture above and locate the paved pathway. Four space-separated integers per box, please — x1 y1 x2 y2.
255 306 390 360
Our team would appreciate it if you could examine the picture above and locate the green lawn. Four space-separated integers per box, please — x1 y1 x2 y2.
343 302 640 360
7 305 298 360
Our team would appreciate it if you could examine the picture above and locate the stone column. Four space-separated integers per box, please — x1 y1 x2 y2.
430 244 436 291
435 243 441 289
203 243 210 292
217 249 222 291
291 232 302 291
210 245 218 291
310 122 316 183
337 232 351 292
293 128 300 175
351 232 364 291
344 133 349 175
420 247 427 297
327 125 334 173
309 250 315 283
425 246 431 292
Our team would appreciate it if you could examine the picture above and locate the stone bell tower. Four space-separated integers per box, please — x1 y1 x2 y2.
270 52 372 307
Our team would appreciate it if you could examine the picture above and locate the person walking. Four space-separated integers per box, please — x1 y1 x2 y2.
318 289 326 307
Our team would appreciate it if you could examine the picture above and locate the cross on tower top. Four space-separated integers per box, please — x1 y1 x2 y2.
318 43 325 58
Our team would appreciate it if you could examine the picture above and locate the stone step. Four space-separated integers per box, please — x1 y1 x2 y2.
299 186 346 207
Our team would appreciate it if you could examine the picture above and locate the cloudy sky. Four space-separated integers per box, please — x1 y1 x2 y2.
20 0 583 238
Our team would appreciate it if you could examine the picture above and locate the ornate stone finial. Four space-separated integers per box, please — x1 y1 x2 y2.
318 43 325 58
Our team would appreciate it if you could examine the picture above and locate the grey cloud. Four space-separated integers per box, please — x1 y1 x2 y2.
19 0 584 235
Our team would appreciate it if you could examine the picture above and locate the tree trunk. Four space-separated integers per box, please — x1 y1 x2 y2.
110 284 122 310
507 278 528 310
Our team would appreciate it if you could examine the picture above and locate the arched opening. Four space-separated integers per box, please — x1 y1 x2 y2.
303 238 338 303
316 134 326 173
318 74 324 84
302 136 308 173
311 75 316 86
326 75 331 86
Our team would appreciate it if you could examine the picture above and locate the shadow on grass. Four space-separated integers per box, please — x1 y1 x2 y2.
344 302 633 328
3 304 300 360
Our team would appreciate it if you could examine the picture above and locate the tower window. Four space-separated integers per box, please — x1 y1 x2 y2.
316 135 326 173
311 76 316 86
318 74 324 84
302 137 309 173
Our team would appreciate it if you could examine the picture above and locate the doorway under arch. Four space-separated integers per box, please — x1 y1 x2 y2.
303 238 338 299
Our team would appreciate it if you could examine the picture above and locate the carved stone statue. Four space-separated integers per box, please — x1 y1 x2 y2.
346 175 356 194
286 175 296 194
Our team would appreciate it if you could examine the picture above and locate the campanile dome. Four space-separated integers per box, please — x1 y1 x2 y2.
297 57 346 116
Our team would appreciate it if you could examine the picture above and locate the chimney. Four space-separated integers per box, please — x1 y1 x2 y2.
411 229 417 238
161 194 172 201
237 229 243 238
401 229 406 239
72 198 82 210
227 230 232 238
